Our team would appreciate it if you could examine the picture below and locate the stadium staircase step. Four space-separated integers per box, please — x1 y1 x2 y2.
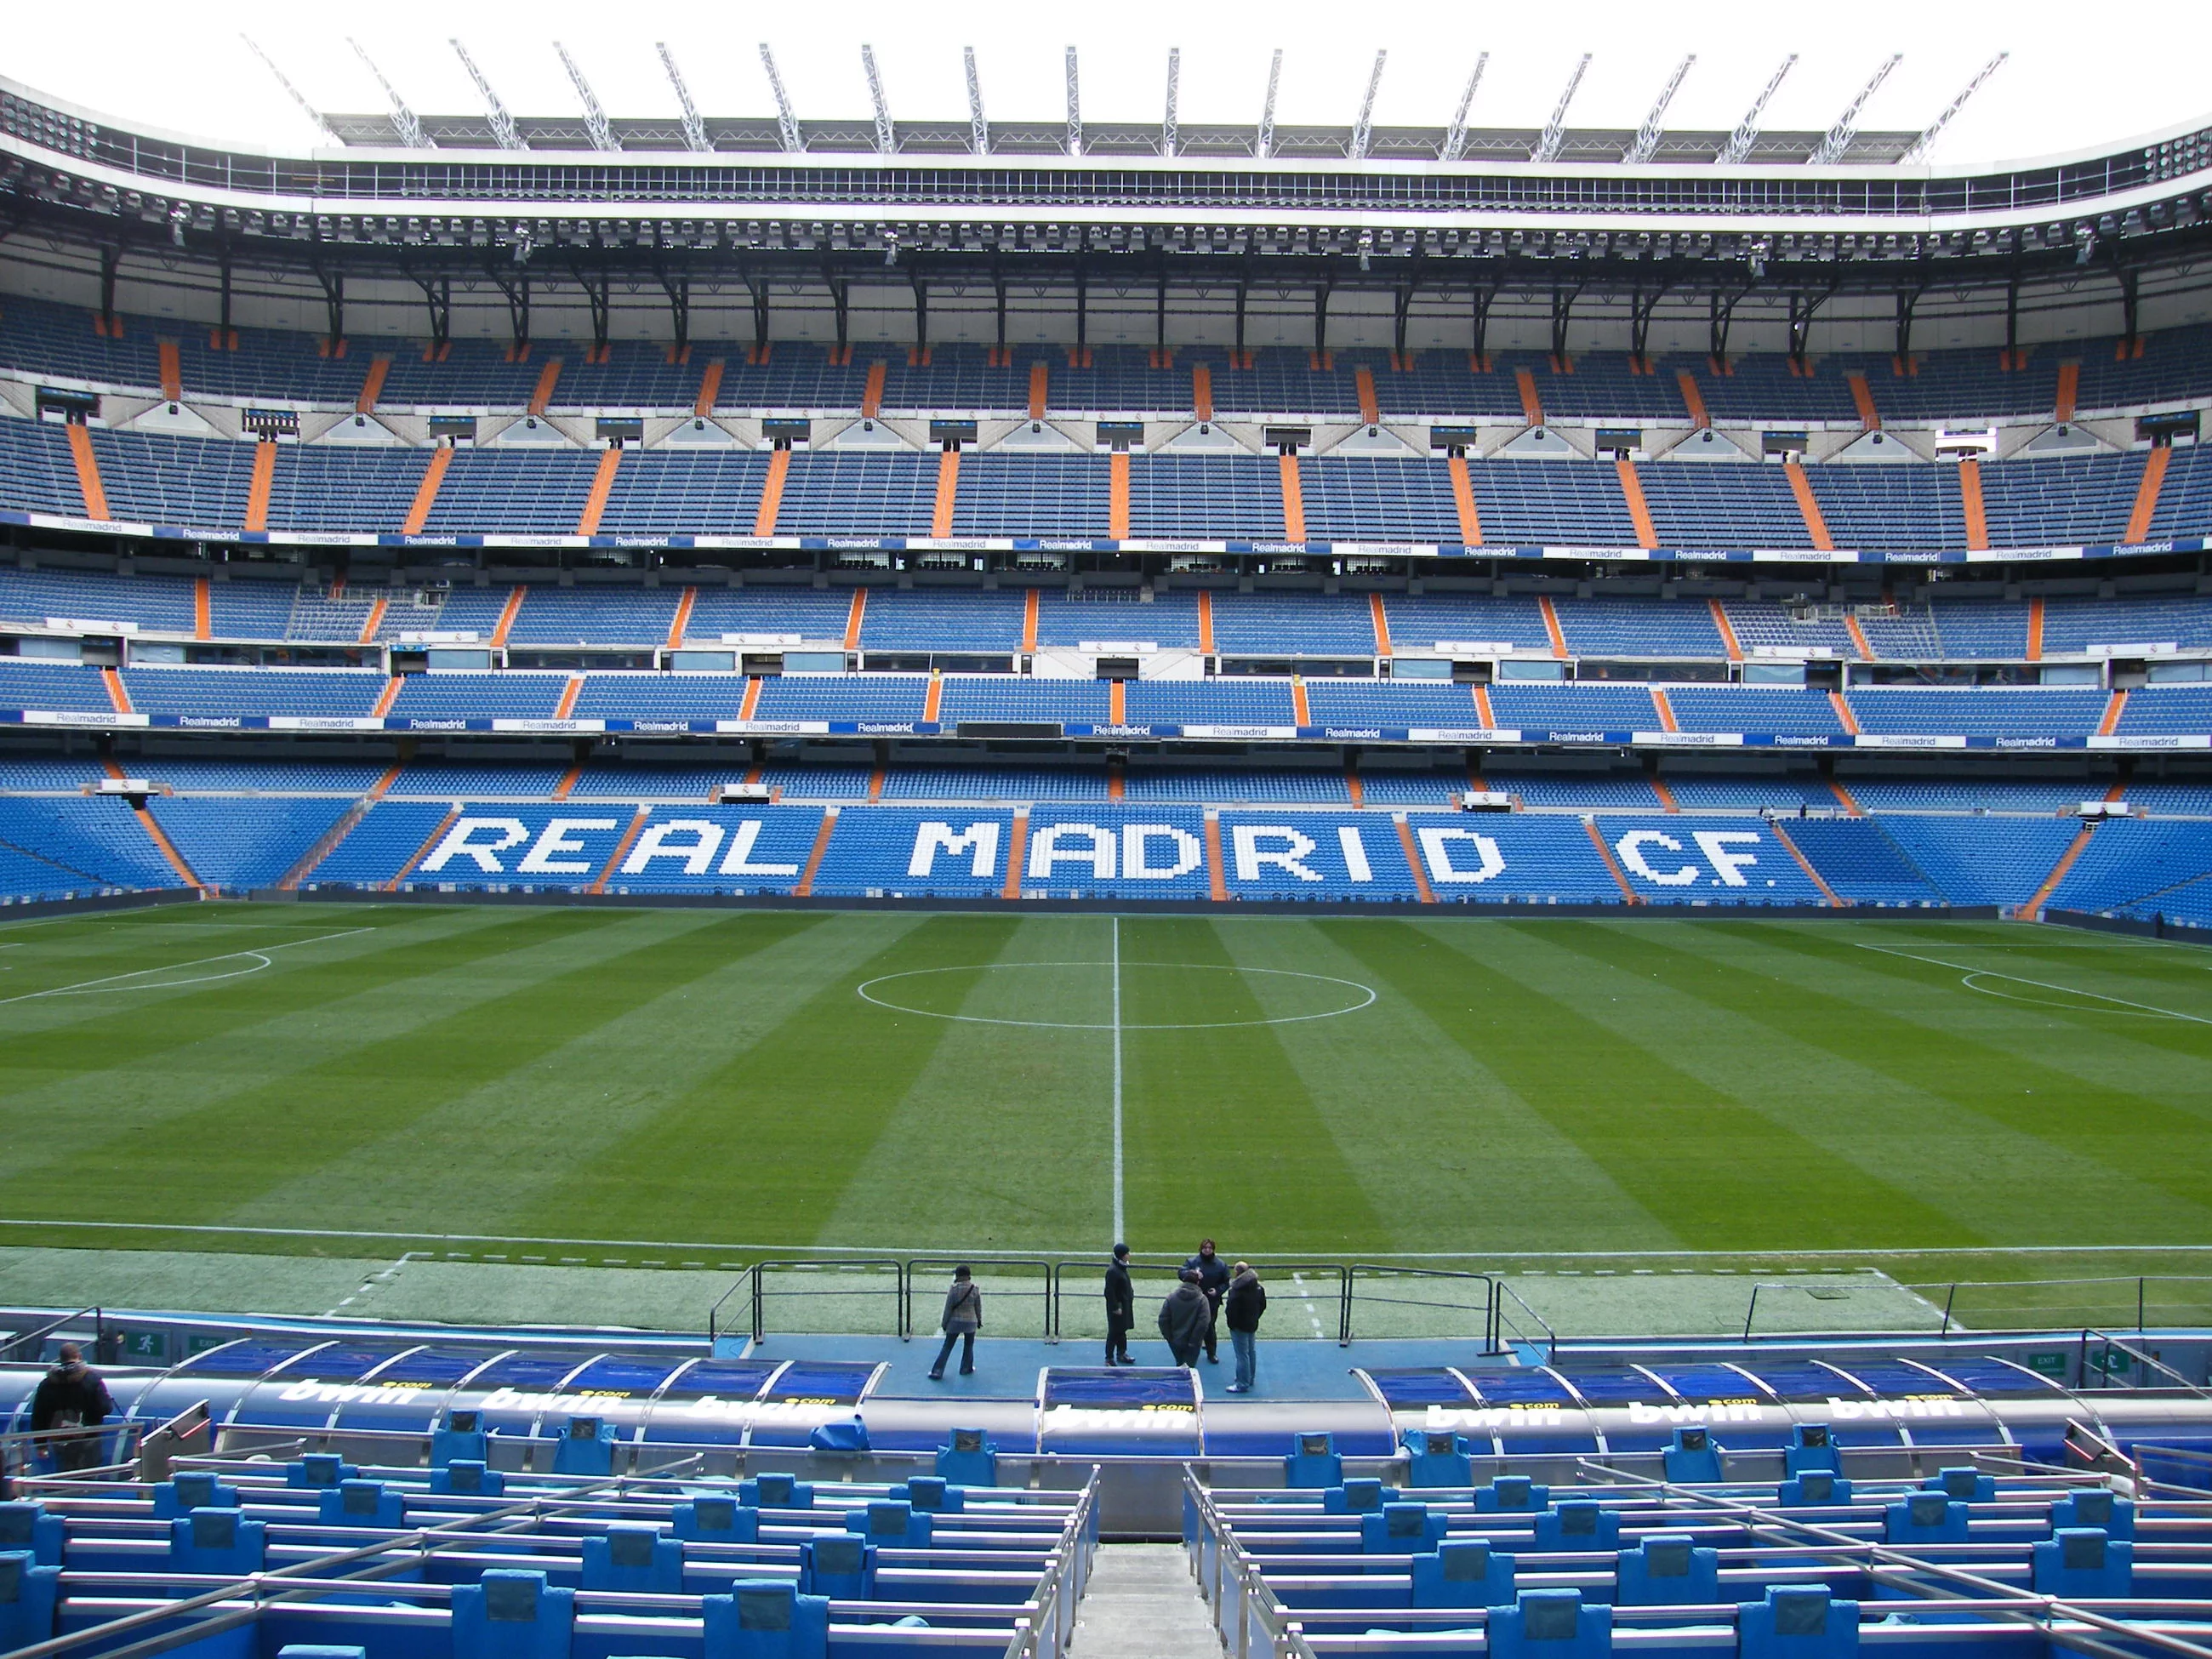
2126 444 2171 542
277 794 378 889
1066 1544 1223 1659
66 421 108 519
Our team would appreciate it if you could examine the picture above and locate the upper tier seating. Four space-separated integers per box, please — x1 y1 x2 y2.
16 294 2212 421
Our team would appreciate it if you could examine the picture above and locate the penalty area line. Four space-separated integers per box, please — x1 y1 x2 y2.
1852 941 2212 1025
0 928 374 1006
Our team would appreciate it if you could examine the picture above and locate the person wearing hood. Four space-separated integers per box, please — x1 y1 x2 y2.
1222 1262 1267 1393
1157 1269 1213 1367
31 1342 113 1472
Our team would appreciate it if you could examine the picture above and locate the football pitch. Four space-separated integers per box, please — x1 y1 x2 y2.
0 899 2207 1334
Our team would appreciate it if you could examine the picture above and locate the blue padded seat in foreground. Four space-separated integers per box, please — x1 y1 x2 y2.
434 1408 489 1468
704 1582 831 1659
899 1476 963 1514
0 1552 61 1651
1779 1473 1852 1508
169 1508 265 1576
1413 1539 1516 1608
453 1570 573 1659
2050 1489 2133 1539
1363 1502 1449 1554
1489 1588 1613 1659
1663 1426 1723 1483
1617 1534 1719 1606
1739 1586 1859 1659
583 1523 683 1594
1478 1476 1552 1514
551 1416 618 1476
287 1454 358 1489
807 1417 869 1453
1924 1467 1995 1503
847 1500 932 1548
740 1474 814 1509
798 1534 875 1599
1533 1502 1622 1554
1324 1479 1400 1514
1286 1431 1344 1490
2032 1528 2132 1597
1402 1429 1474 1487
0 1503 65 1566
152 1472 242 1518
1785 1424 1839 1476
676 1497 761 1542
432 1461 505 1497
936 1426 997 1487
1884 1491 1969 1545
318 1479 405 1529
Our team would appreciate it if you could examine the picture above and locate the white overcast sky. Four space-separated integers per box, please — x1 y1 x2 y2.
8 0 2210 167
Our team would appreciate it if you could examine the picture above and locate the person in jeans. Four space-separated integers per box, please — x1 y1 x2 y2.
928 1266 983 1380
1183 1240 1231 1363
1222 1263 1267 1393
31 1343 114 1472
1103 1244 1135 1365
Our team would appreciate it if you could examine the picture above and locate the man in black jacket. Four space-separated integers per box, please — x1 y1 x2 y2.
1103 1244 1134 1365
1183 1239 1230 1363
32 1343 113 1473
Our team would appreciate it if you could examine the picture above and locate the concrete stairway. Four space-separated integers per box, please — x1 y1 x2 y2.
1068 1543 1223 1659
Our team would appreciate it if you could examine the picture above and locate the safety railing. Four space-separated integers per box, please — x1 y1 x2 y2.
0 1305 105 1365
1920 1274 2212 1337
715 1255 1522 1349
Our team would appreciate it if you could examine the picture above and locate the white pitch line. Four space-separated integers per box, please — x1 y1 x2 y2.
1 1213 2209 1261
1852 941 2212 1026
1111 915 1125 1246
0 927 373 1006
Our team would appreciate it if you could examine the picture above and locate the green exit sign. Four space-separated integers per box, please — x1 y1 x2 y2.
120 1331 165 1360
2028 1352 2067 1377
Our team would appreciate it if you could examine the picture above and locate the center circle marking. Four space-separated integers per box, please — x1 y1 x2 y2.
855 961 1377 1030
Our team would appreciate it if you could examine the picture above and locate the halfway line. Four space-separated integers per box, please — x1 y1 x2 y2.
1110 914 1125 1246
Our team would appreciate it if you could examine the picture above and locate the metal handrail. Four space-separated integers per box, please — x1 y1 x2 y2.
1346 1263 1495 1349
0 1455 708 1659
747 1257 904 1345
1491 1276 1557 1361
1927 1274 2212 1337
1 1305 103 1365
907 1257 1056 1343
2078 1328 2212 1396
704 1264 755 1344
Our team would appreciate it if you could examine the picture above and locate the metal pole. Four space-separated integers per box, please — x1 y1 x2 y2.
751 1267 764 1347
1941 1282 1956 1336
1742 1285 1760 1343
2139 1277 2146 1333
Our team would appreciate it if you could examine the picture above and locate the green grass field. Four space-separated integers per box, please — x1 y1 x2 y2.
0 901 2207 1333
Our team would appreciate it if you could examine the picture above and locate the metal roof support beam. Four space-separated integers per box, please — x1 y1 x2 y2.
658 262 690 352
489 268 528 348
1811 55 1902 166
1349 51 1387 162
964 47 989 156
449 40 522 151
1257 48 1282 160
240 37 340 145
760 44 803 153
1624 55 1694 165
1234 280 1248 358
311 259 345 345
1708 284 1749 364
862 46 895 157
1065 46 1082 157
1314 280 1331 354
1900 54 2009 164
406 267 452 350
1895 285 1921 362
912 273 928 354
1531 54 1593 163
347 38 427 151
1628 280 1673 364
1787 286 1835 366
655 43 711 153
747 270 770 356
1393 283 1413 357
830 265 852 355
1163 47 1182 159
1440 54 1488 162
553 43 614 152
1719 55 1795 164
1550 280 1584 362
1471 284 1496 362
573 261 611 353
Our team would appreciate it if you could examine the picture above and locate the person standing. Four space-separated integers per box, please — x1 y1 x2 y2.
1157 1269 1213 1368
1222 1263 1266 1393
1103 1244 1135 1366
1183 1239 1230 1364
31 1342 113 1473
928 1266 983 1381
